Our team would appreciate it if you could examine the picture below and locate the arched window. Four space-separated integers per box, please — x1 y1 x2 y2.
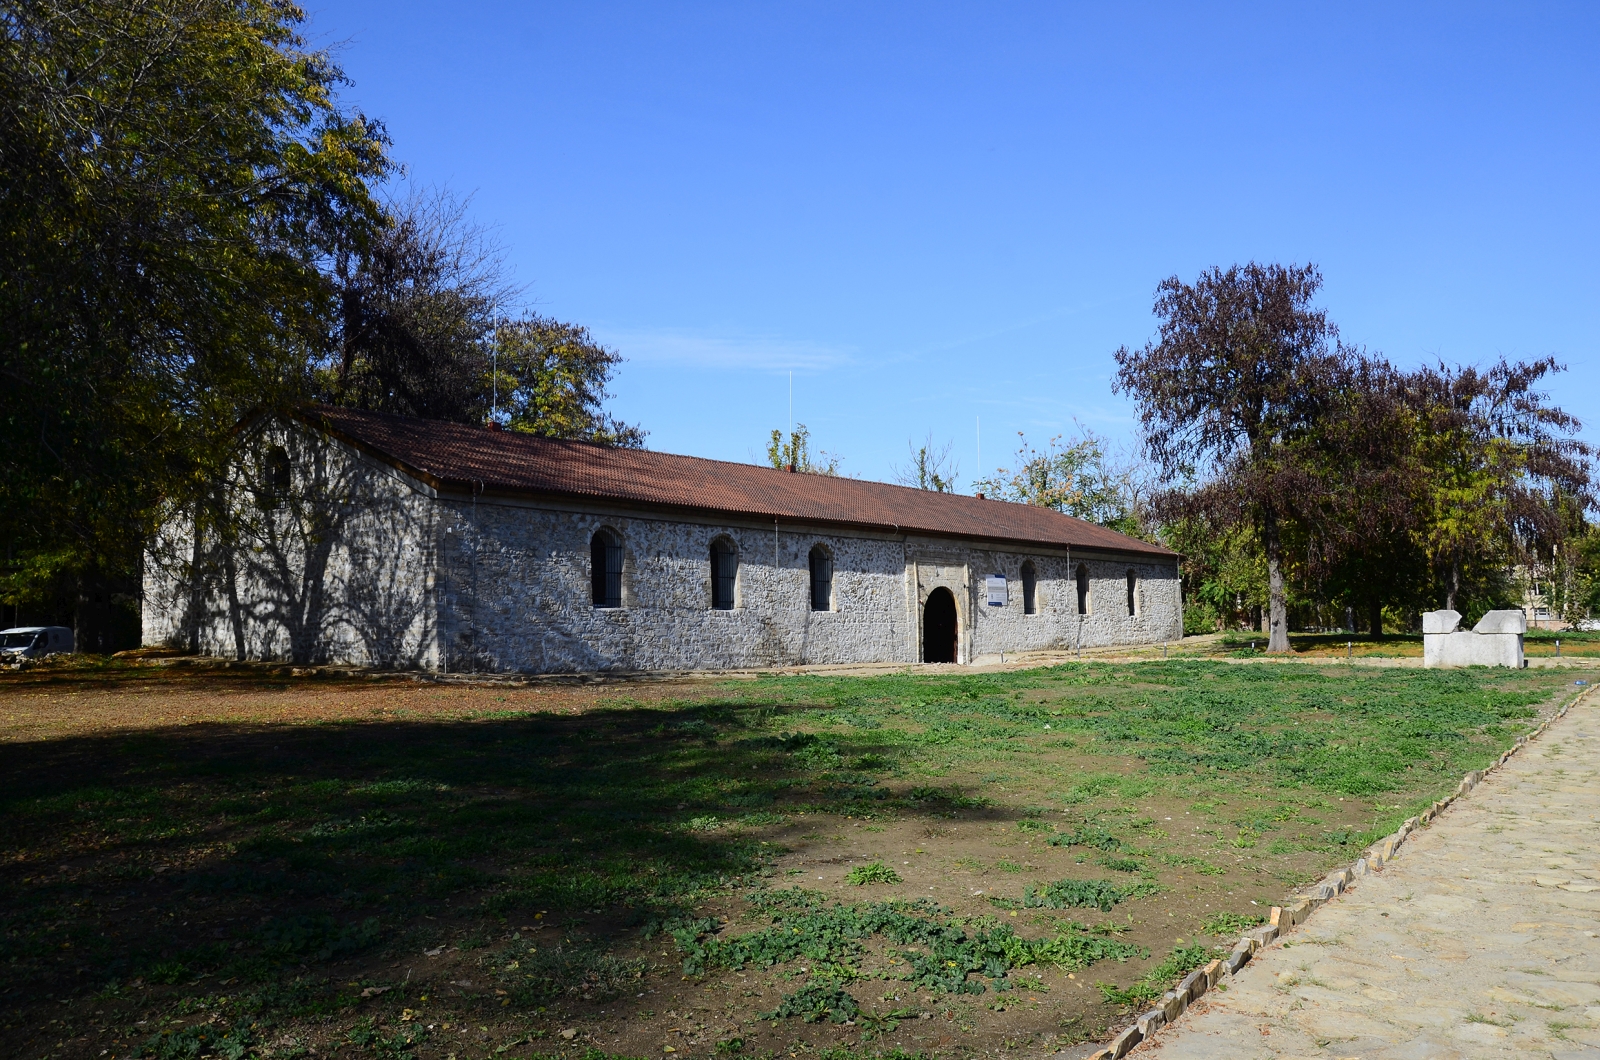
266 446 291 493
591 530 622 608
1126 570 1138 616
258 445 291 508
809 545 833 611
710 538 737 610
1020 561 1037 615
1076 563 1090 615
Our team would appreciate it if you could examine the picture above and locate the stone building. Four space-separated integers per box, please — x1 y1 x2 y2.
143 407 1182 672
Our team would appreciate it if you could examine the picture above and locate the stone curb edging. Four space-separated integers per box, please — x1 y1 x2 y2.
1075 682 1597 1060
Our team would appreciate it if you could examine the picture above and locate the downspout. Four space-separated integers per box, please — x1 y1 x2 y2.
467 480 483 671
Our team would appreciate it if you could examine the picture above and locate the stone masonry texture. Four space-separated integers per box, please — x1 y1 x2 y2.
146 419 1182 671
1140 690 1600 1060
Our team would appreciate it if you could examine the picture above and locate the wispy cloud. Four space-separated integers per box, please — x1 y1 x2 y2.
595 326 853 372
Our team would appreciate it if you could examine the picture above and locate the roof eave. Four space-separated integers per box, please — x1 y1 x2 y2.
290 407 1178 560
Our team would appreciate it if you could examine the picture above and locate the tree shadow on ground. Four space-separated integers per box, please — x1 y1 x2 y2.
0 697 999 1012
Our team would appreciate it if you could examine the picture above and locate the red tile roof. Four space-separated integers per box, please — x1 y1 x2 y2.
301 406 1175 558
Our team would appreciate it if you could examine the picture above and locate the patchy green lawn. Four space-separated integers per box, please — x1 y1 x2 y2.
0 660 1583 1060
1189 628 1600 660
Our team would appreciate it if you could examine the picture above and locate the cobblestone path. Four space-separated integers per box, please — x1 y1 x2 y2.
1143 691 1600 1060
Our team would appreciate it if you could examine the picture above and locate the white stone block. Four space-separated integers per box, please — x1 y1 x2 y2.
1423 630 1523 668
1473 609 1528 635
1422 609 1461 634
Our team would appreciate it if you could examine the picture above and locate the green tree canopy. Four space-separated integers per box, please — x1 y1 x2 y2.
491 317 645 448
891 434 959 493
972 429 1148 538
1402 357 1592 614
1 0 390 646
766 425 842 475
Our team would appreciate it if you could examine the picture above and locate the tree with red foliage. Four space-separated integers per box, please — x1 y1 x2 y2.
1114 263 1345 652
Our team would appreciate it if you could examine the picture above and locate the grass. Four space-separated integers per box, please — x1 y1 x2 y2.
0 658 1580 1058
1194 627 1600 660
1199 911 1266 936
1096 941 1219 1008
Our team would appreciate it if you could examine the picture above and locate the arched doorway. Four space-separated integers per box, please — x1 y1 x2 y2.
922 587 958 663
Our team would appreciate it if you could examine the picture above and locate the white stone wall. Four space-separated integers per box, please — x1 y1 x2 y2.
963 552 1183 659
142 421 440 667
435 512 1182 672
143 420 1183 671
433 502 916 672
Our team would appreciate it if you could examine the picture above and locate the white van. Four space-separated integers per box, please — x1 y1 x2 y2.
0 626 74 660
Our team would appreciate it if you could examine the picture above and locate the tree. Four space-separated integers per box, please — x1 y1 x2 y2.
1293 354 1426 636
1114 263 1343 652
1564 526 1600 624
1402 358 1593 614
766 425 842 475
1160 516 1268 633
313 189 645 446
892 434 959 492
972 429 1148 536
491 317 645 448
0 0 390 648
315 188 511 421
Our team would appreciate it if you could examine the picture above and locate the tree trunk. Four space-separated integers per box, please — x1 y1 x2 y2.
1263 509 1290 652
1368 597 1383 639
1445 559 1460 612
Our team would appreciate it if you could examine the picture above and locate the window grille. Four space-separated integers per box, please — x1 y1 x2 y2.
1021 561 1037 615
711 539 737 610
809 546 833 611
591 531 622 608
259 445 291 509
1076 563 1090 615
266 447 291 492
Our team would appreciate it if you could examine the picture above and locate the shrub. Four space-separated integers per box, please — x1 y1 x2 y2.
1021 879 1152 912
846 862 903 886
1047 826 1123 851
761 985 860 1023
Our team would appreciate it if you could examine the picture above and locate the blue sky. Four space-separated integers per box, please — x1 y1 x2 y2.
307 1 1598 486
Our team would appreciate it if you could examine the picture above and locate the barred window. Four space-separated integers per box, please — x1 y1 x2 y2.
711 538 737 610
591 530 623 608
266 447 291 492
809 546 833 611
1076 563 1090 616
1020 561 1037 615
258 445 291 509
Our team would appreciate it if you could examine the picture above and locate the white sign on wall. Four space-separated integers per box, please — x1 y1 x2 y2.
986 574 1007 606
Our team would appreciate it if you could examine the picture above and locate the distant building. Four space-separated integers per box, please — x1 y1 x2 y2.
144 408 1182 672
1515 563 1559 629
